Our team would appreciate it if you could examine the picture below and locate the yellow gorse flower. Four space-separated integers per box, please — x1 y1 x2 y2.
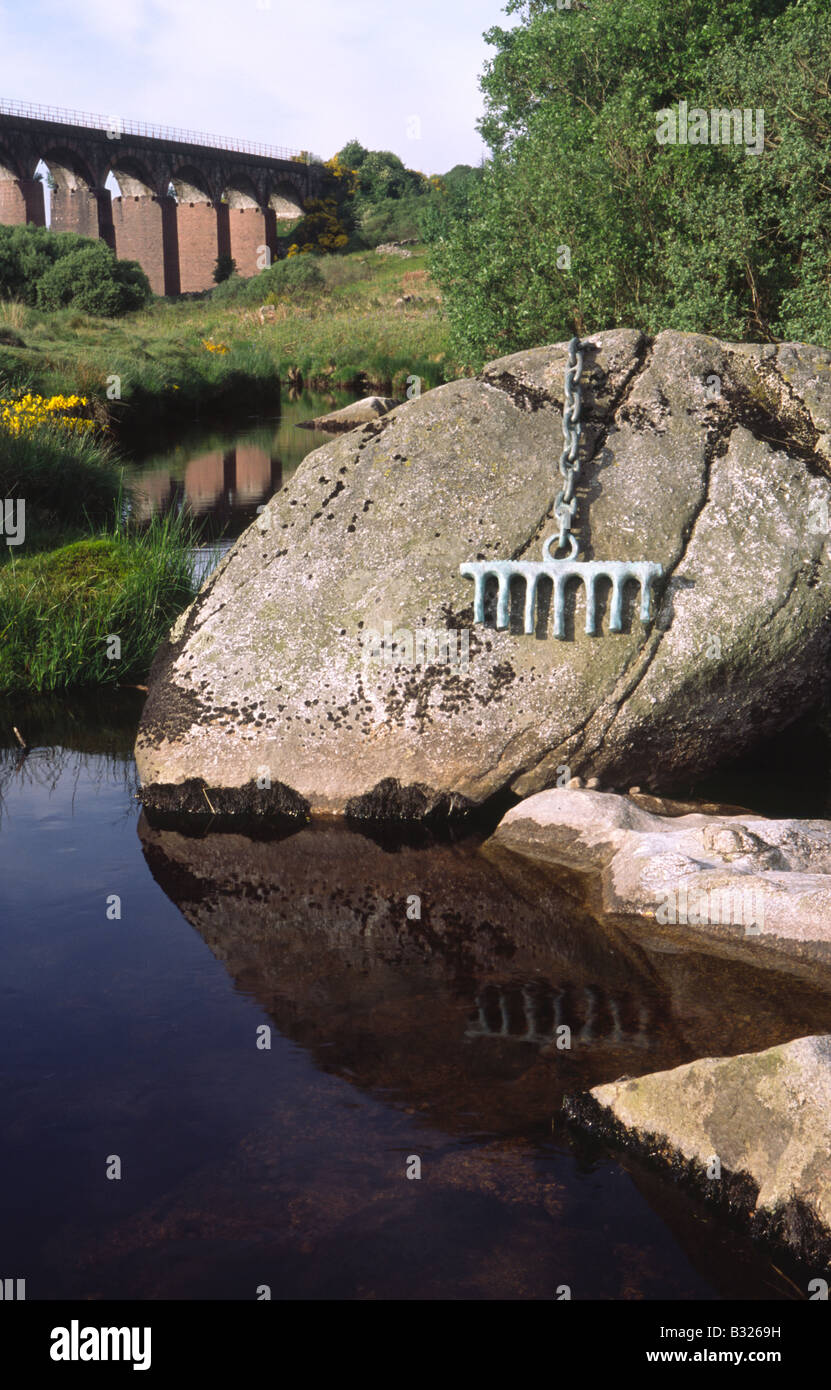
0 392 96 435
201 339 229 354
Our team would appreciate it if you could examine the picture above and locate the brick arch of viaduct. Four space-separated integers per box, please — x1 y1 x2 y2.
0 116 319 294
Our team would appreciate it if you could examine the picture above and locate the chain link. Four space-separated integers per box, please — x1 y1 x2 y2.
460 330 664 636
553 335 583 558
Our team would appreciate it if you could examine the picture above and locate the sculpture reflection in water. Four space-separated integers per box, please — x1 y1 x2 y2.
138 813 831 1133
134 812 831 1299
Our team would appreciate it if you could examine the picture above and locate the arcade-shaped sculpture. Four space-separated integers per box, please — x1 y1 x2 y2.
460 337 664 641
460 548 663 639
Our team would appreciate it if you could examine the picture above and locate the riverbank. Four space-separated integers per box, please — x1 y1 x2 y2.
0 422 197 694
0 246 453 440
0 246 452 692
0 525 196 695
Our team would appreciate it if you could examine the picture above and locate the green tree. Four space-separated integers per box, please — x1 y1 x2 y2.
336 138 369 171
419 164 484 243
354 150 423 203
427 0 831 366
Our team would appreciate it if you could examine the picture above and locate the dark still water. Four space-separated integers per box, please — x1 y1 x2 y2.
124 387 361 543
2 699 831 1300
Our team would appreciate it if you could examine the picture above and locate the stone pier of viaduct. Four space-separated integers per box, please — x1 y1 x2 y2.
0 101 323 294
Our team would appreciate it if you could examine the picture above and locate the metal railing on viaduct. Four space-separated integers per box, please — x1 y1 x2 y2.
0 97 323 294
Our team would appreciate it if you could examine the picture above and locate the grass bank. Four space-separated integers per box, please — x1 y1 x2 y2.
0 417 122 550
0 522 196 695
0 246 453 693
0 246 455 443
0 424 197 694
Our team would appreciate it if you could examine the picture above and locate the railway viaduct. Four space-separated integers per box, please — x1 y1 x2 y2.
0 99 324 295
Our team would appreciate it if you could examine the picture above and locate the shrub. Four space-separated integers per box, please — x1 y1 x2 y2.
261 255 324 297
209 272 251 304
36 241 152 316
288 195 350 253
0 225 88 304
213 253 237 284
209 256 324 307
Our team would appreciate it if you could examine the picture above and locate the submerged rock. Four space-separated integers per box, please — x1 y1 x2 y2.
488 787 831 964
136 330 831 818
565 1035 831 1269
297 395 401 433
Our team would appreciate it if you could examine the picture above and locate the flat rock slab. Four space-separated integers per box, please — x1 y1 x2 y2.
488 787 831 966
565 1035 831 1269
135 329 831 818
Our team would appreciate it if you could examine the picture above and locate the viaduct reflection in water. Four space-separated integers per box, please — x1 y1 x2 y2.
133 441 283 537
126 389 362 548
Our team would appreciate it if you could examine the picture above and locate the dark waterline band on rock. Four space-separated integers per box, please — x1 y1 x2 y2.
138 775 310 820
563 1088 831 1273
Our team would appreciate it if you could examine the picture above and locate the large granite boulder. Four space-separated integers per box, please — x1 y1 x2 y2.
136 329 831 818
565 1035 831 1268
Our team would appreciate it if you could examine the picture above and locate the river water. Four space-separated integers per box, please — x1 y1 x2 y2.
2 408 830 1300
124 387 362 582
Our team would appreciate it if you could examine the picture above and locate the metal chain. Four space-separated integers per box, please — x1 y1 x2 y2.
553 335 583 557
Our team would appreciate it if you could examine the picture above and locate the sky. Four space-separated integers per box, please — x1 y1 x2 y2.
0 0 517 175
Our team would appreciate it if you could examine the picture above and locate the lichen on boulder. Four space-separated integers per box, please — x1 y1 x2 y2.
135 330 831 818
